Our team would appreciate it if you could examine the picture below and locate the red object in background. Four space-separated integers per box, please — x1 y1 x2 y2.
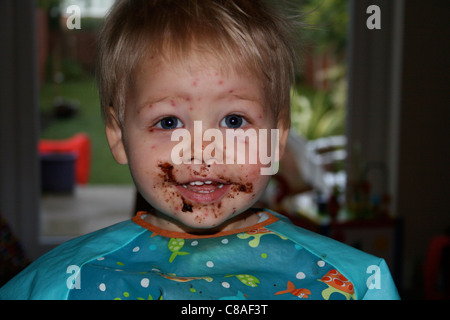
424 234 450 300
39 133 91 185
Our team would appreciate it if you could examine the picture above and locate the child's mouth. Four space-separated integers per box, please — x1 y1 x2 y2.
157 162 251 208
181 180 224 193
175 180 231 205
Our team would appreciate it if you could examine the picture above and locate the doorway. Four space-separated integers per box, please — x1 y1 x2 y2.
37 0 135 240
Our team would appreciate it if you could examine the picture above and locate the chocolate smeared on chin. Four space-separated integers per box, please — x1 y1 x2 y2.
182 200 193 212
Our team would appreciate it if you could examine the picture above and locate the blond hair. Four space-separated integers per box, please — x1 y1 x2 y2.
96 0 301 129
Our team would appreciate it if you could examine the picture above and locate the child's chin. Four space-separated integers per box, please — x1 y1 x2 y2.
178 214 232 233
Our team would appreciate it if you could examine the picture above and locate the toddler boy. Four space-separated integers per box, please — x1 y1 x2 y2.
0 0 399 300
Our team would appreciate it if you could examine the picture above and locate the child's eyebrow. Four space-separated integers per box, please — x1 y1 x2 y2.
227 92 262 104
136 86 263 112
136 95 180 111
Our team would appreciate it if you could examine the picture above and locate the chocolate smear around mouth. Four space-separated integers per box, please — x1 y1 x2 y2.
158 163 175 183
238 182 253 193
158 163 193 213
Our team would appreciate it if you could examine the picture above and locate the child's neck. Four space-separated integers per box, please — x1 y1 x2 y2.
142 208 261 235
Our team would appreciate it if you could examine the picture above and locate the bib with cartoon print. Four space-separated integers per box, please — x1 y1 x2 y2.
0 210 400 300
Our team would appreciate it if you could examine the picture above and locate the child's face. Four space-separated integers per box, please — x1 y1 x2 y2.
106 56 288 232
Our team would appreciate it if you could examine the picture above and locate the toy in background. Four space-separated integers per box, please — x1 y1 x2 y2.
39 133 91 192
424 228 450 300
316 185 342 221
346 158 392 220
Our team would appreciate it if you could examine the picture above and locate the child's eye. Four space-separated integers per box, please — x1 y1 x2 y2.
220 114 248 129
155 116 184 130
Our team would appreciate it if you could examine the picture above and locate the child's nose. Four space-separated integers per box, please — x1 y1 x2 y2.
188 121 225 165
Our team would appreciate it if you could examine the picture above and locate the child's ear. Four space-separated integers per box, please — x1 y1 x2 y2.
105 108 128 165
277 123 290 161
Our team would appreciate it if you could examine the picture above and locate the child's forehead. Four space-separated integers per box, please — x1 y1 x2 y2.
133 51 267 102
131 51 279 121
137 49 257 80
134 54 263 104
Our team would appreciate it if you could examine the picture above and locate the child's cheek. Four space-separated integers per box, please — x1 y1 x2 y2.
223 164 266 199
156 162 187 209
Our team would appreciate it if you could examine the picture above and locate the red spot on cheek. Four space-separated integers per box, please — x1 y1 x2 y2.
228 90 234 94
189 106 194 111
218 80 224 85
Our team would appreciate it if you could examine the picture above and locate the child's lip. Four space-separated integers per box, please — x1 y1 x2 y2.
175 181 231 205
178 177 231 185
